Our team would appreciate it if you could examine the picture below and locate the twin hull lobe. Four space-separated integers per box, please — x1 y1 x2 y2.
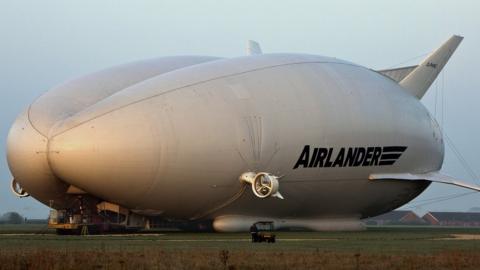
7 54 444 220
6 56 221 210
6 110 71 208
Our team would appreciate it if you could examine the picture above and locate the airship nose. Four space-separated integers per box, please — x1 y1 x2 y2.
6 109 69 208
46 112 161 207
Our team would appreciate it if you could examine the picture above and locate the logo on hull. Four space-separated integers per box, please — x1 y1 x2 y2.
293 145 407 169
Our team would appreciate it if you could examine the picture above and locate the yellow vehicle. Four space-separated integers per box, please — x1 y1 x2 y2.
250 222 276 243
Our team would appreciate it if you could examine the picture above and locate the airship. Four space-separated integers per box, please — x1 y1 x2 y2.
6 35 477 233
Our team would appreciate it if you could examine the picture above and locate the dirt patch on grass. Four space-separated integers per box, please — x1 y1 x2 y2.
435 234 480 240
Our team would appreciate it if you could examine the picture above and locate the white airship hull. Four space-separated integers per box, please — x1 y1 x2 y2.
7 36 472 232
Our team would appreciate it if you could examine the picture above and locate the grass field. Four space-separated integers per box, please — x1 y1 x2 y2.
1 225 480 269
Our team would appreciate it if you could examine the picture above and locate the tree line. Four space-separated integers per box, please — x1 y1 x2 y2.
0 212 47 224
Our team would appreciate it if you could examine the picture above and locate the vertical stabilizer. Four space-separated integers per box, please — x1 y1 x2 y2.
399 35 463 99
246 40 262 55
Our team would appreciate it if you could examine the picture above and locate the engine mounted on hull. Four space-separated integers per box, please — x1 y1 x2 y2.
239 172 284 199
10 178 29 197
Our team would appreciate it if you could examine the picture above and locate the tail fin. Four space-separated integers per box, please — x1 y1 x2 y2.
246 40 262 55
399 35 463 99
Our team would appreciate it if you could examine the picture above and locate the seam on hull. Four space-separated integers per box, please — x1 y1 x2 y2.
26 105 49 138
50 61 364 138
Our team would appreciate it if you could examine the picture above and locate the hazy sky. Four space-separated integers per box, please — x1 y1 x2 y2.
1 0 479 218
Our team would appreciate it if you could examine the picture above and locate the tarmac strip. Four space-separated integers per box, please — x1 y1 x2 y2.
152 238 337 242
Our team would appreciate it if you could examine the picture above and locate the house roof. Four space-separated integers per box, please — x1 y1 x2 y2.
425 212 480 222
365 210 416 221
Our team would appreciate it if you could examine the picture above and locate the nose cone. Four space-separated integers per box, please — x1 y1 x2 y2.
6 110 70 208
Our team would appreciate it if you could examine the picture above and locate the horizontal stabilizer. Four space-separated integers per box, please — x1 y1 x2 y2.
246 40 262 55
369 171 480 192
399 35 463 99
377 65 418 82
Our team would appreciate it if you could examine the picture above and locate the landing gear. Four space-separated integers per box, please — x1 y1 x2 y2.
48 198 147 235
